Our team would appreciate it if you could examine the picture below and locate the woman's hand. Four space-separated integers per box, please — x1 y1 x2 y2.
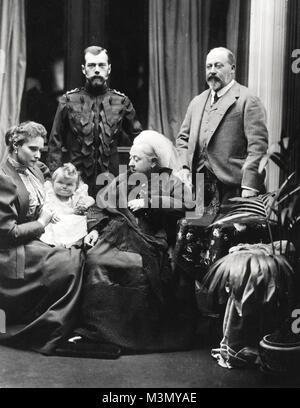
128 199 145 212
37 204 56 227
84 230 99 248
74 204 88 215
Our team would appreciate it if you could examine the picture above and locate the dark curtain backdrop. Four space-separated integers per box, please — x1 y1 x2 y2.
148 0 250 143
66 0 108 90
0 0 26 164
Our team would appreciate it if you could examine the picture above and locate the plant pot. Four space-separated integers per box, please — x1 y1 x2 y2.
259 334 300 375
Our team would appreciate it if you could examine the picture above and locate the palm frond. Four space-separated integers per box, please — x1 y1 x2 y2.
202 245 294 316
269 152 289 173
280 196 300 230
211 193 277 227
277 186 300 206
258 256 276 304
269 173 296 216
202 257 230 304
259 151 287 174
211 213 268 227
278 135 290 151
280 207 291 228
273 255 295 304
238 255 266 314
259 136 292 175
231 254 254 311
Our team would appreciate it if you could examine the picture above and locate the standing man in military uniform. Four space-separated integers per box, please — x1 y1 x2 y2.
47 46 142 195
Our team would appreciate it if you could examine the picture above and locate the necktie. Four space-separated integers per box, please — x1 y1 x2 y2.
213 93 219 104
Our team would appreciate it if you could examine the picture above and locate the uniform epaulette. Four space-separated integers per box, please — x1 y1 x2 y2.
66 88 80 95
112 89 126 97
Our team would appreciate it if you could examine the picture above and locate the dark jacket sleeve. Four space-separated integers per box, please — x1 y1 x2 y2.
47 95 68 173
0 173 45 246
122 96 143 142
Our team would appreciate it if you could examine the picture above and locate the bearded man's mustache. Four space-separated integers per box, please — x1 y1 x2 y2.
207 75 221 81
91 76 105 81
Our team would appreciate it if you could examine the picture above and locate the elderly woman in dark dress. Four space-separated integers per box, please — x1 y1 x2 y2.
56 131 196 358
0 121 84 354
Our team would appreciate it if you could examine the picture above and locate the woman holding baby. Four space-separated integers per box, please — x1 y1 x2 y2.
0 121 84 354
0 122 195 357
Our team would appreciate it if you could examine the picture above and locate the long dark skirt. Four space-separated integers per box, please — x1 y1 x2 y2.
75 217 195 352
0 240 84 354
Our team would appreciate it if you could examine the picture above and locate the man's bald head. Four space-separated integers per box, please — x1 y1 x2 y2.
206 47 236 91
207 47 236 66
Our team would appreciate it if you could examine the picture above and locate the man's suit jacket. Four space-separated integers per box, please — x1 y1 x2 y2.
0 160 45 279
176 81 268 192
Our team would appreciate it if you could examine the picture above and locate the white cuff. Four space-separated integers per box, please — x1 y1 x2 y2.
241 185 259 193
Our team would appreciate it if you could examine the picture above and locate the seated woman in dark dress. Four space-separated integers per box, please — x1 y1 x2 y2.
0 121 84 354
58 131 196 357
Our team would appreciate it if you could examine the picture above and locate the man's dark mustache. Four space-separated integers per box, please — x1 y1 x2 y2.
91 76 105 81
207 75 220 81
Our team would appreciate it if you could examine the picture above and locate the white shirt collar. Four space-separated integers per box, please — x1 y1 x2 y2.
211 79 236 102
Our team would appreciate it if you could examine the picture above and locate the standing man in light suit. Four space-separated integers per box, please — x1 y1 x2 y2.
176 47 268 210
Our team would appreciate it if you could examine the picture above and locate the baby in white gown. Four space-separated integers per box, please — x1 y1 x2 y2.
40 163 95 248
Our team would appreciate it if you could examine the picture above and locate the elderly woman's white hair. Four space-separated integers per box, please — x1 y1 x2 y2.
133 130 181 171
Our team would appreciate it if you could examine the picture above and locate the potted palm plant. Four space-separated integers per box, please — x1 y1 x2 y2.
203 134 300 371
258 138 300 374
